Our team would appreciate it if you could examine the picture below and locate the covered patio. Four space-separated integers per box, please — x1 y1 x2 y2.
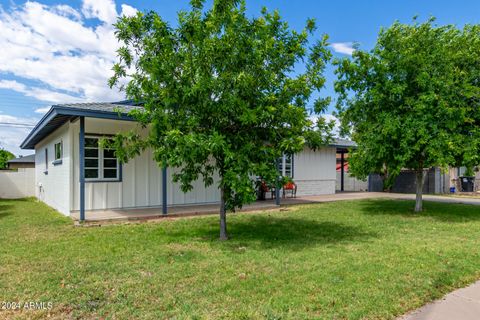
71 192 383 222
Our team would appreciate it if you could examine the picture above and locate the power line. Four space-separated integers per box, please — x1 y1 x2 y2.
0 122 35 128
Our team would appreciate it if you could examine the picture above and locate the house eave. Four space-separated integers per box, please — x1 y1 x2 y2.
20 105 136 150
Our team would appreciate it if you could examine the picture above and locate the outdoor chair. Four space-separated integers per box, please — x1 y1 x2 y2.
283 181 297 198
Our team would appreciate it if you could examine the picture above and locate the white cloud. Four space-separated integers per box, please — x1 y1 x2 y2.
0 80 27 92
0 114 38 156
82 0 118 24
330 42 355 55
0 0 136 104
0 80 82 103
52 4 82 21
121 4 138 17
34 107 51 114
0 0 138 154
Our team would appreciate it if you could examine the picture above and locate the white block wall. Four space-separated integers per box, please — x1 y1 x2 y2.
336 172 368 192
0 168 35 198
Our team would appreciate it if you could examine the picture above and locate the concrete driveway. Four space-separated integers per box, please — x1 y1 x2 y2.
301 192 480 206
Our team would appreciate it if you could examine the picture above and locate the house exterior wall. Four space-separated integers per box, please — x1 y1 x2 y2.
34 122 71 215
33 117 339 215
293 147 336 196
70 118 221 212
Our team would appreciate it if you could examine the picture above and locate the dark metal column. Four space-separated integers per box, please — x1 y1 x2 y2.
162 167 167 214
340 151 345 192
79 116 85 221
276 158 281 205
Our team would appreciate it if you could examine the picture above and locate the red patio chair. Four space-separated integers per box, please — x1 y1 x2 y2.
283 181 297 198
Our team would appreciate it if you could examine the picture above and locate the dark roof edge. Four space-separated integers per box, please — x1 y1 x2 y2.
20 105 136 150
52 105 135 121
8 154 35 163
20 107 58 149
330 143 357 148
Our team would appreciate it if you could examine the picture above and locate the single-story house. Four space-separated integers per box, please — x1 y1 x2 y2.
20 101 354 220
7 154 35 169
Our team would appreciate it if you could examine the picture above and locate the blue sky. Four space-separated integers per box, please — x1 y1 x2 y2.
1 0 480 155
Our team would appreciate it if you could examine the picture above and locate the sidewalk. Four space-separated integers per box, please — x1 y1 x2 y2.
399 281 480 320
387 193 480 206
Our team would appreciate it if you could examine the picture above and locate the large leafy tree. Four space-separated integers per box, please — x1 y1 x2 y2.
0 149 15 169
109 0 332 239
335 18 480 212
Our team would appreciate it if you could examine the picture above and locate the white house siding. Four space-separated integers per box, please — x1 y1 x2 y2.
35 122 71 215
71 118 221 212
293 147 336 196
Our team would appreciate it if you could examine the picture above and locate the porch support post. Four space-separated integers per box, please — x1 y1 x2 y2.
340 151 345 192
276 158 281 205
162 166 167 214
79 116 85 221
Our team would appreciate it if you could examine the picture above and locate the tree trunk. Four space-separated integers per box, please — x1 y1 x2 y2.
415 168 424 212
219 187 228 241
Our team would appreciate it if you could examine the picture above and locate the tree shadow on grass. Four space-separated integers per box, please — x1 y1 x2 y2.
172 215 377 251
0 204 13 219
356 199 480 223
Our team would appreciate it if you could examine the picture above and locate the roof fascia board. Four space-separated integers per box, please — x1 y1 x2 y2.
20 105 136 149
20 107 59 149
53 106 135 121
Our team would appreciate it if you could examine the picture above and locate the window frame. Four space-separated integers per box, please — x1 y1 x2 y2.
83 135 121 182
53 141 63 165
278 153 294 178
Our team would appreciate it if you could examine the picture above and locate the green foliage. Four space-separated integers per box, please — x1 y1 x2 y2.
464 166 475 177
110 0 332 216
0 148 15 169
335 18 480 190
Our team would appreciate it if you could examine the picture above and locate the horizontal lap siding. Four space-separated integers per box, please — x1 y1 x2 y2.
72 118 220 212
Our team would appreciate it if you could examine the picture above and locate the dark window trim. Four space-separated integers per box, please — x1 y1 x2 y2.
43 148 48 174
54 141 63 161
82 134 122 183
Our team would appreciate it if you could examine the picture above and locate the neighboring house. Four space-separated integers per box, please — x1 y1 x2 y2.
20 101 354 220
7 154 35 169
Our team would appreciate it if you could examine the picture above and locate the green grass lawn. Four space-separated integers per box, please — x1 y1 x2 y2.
1 198 480 319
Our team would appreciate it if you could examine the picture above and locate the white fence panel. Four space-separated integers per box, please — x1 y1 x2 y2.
0 168 35 199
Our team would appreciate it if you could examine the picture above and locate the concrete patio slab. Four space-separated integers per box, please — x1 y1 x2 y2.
71 191 480 222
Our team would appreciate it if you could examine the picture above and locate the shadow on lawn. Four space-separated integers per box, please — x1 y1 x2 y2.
357 199 480 222
0 204 13 219
179 215 377 250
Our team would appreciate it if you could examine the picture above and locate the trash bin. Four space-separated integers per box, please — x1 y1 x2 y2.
450 186 456 193
460 176 475 192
